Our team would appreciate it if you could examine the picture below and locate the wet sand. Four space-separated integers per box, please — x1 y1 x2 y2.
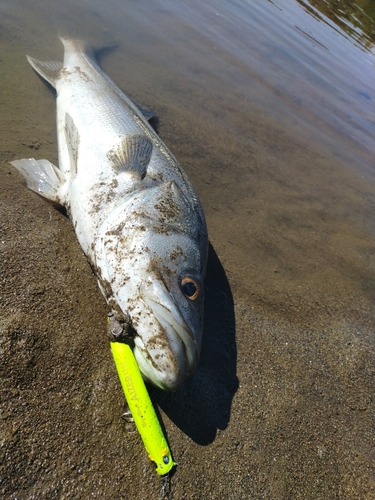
1 1 374 499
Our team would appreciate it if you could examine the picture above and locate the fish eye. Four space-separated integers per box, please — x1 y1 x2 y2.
181 275 200 301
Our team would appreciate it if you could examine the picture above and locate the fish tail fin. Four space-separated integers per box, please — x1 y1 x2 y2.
10 158 66 206
59 37 94 58
26 37 117 86
26 56 62 88
59 36 118 63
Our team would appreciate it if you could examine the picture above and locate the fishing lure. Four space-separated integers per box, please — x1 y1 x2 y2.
110 341 175 475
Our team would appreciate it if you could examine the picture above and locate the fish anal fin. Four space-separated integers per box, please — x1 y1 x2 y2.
136 104 159 134
64 113 80 177
11 158 65 205
108 134 153 179
26 56 62 88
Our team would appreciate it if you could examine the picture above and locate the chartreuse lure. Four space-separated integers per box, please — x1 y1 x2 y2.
110 341 176 475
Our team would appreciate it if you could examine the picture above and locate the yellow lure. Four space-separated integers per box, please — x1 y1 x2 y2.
110 341 176 475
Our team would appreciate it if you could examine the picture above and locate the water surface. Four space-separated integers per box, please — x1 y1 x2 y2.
1 1 374 499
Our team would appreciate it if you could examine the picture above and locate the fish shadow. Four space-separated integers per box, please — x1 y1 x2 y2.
152 243 238 445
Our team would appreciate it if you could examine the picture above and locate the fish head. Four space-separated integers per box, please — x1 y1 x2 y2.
136 232 206 391
97 180 208 390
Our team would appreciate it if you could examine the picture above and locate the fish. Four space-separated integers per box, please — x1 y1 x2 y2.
11 37 208 391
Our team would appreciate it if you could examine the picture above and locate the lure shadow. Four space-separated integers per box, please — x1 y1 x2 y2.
152 243 238 445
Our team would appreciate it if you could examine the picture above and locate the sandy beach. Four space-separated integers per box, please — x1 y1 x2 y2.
1 1 374 498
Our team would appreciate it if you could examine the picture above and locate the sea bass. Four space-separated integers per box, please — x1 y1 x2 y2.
11 38 208 391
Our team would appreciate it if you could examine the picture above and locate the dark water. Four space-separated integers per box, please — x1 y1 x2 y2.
1 1 374 499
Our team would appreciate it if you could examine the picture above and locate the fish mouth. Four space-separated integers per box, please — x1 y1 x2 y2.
134 278 198 391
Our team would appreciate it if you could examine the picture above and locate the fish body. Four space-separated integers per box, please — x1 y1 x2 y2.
11 38 208 391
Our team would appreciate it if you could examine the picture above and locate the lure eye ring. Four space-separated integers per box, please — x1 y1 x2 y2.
180 275 200 301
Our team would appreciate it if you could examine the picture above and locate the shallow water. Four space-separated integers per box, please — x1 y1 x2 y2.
1 1 374 499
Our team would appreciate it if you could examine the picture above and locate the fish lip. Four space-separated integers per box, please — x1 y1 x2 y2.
139 278 198 387
133 344 174 391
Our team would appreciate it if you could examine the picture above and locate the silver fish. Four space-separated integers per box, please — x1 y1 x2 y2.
11 38 208 391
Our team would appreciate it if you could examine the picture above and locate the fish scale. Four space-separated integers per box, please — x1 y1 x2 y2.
11 36 208 391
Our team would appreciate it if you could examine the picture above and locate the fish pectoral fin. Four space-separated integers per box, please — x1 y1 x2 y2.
108 134 153 179
11 158 66 205
65 113 80 177
26 56 62 88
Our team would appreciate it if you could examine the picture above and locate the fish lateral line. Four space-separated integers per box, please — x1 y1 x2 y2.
12 36 208 392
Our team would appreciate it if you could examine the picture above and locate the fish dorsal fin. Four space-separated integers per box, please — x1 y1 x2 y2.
108 134 153 178
26 56 62 88
64 113 80 177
